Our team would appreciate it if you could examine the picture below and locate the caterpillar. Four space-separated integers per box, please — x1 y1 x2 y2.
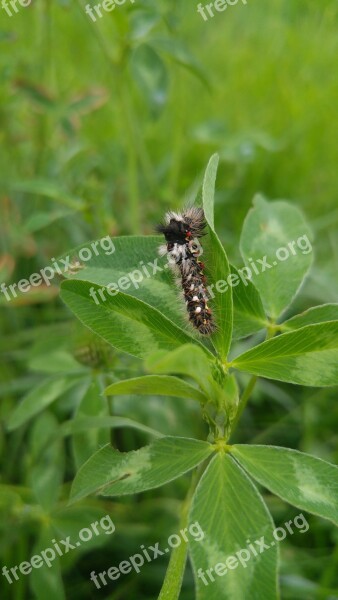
156 207 216 335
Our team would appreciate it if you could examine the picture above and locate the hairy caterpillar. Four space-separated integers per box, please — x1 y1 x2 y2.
156 207 216 335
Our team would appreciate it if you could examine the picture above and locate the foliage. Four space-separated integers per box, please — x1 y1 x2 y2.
1 2 338 598
58 156 338 598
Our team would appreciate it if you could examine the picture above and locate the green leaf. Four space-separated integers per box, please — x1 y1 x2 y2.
145 345 215 396
151 38 210 88
50 506 115 553
12 179 85 210
130 10 161 41
60 279 207 360
59 236 185 327
201 155 233 358
67 88 108 115
189 452 278 600
202 153 219 231
104 374 207 405
61 416 163 439
72 377 109 469
146 347 238 435
223 373 239 425
28 413 64 511
231 265 266 339
70 437 213 502
30 526 65 600
59 235 249 350
203 230 233 360
7 377 82 431
240 195 313 319
131 44 168 113
24 209 75 233
231 445 338 526
28 349 85 374
232 321 338 386
282 303 338 331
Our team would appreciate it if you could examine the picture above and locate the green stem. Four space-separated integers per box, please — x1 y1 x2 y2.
319 540 338 591
229 375 258 440
75 0 156 226
35 0 52 175
158 463 205 600
119 82 141 234
229 324 276 441
168 70 184 200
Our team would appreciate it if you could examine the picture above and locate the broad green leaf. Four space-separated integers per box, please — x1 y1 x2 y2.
281 303 338 331
232 321 338 386
59 233 214 356
202 153 219 231
70 437 213 502
240 195 313 319
61 416 162 439
104 374 207 405
60 279 207 360
28 413 64 510
59 236 187 329
59 235 247 350
231 445 338 526
189 452 278 600
231 265 266 339
7 377 82 431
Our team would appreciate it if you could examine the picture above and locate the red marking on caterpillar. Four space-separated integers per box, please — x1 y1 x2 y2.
156 208 216 335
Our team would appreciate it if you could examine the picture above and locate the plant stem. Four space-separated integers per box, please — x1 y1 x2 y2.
229 324 276 441
319 540 338 592
229 375 257 440
119 82 141 234
157 463 205 600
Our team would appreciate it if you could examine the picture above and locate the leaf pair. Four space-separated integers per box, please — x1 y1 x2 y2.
70 438 338 599
229 187 338 386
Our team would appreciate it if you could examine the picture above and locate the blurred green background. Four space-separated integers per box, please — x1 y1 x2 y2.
1 0 338 598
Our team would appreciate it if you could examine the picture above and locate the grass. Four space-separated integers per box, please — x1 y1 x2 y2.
0 0 337 598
